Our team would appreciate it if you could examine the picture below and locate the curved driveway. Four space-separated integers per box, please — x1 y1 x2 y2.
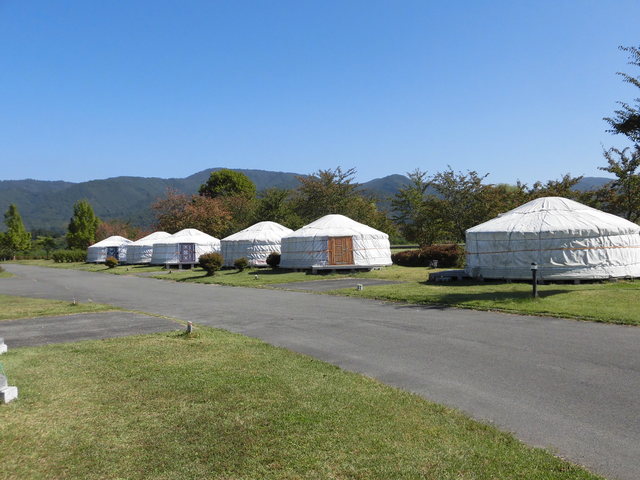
2 264 640 480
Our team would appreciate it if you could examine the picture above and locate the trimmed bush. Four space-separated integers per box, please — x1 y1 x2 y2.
391 244 464 268
105 256 119 268
234 257 249 272
266 252 281 269
199 252 223 276
52 249 87 263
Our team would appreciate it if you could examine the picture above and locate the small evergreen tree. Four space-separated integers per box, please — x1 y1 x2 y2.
1 204 31 259
67 200 100 250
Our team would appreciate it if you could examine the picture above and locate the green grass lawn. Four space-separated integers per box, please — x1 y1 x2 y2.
0 294 117 321
0 326 601 480
331 277 640 325
7 259 165 275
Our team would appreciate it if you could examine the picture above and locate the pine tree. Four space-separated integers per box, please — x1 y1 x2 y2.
1 204 31 259
67 200 100 249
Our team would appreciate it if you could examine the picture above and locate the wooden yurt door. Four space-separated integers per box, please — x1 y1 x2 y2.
179 243 196 263
328 237 354 265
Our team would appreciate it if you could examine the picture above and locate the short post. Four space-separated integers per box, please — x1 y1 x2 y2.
0 337 6 355
531 263 538 298
186 321 193 334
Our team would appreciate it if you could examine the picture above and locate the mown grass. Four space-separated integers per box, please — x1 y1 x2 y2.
331 278 640 325
0 327 601 480
7 259 165 275
0 294 117 321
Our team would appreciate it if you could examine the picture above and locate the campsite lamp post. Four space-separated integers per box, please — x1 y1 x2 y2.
531 263 538 298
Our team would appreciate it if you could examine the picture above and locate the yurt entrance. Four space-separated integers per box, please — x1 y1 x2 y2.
106 247 119 259
328 237 354 265
179 243 196 263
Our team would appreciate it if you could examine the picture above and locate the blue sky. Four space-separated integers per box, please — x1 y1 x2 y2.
1 1 639 185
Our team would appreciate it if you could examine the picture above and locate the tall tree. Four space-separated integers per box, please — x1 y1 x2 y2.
198 169 257 199
254 188 302 229
152 189 233 238
67 200 100 249
95 219 150 242
391 170 443 246
597 146 640 222
293 167 358 222
1 204 31 259
427 167 490 243
604 46 640 143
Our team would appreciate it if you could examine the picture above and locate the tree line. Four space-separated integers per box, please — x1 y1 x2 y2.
1 45 639 258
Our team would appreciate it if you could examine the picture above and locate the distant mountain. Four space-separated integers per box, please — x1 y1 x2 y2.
0 170 616 235
0 169 407 234
573 176 612 191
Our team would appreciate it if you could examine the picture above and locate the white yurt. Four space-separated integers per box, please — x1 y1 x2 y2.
125 231 172 264
86 236 132 263
465 196 640 280
221 221 293 267
280 214 392 269
150 228 220 266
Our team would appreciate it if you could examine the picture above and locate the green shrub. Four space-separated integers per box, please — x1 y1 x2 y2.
266 252 281 269
199 252 223 276
52 249 87 263
391 244 464 268
105 256 119 268
233 257 249 271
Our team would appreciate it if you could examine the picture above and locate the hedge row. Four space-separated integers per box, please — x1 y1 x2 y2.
52 250 87 263
391 244 464 268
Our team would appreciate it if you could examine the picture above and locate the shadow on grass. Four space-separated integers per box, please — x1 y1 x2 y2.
391 288 570 310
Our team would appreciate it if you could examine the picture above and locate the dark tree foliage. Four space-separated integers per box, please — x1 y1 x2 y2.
198 169 257 199
67 200 100 250
604 46 640 143
597 146 640 222
1 204 31 259
152 189 232 238
292 167 397 235
254 188 303 229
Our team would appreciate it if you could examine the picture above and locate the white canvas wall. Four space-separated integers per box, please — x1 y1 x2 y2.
465 197 640 280
221 221 292 267
279 215 392 269
149 229 220 265
125 232 171 264
86 236 132 263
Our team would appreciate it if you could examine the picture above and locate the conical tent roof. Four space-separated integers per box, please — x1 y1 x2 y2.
166 228 219 243
223 221 293 242
150 228 220 265
129 231 171 245
283 214 387 239
88 235 132 248
466 196 640 280
280 214 391 268
467 196 640 237
221 222 293 267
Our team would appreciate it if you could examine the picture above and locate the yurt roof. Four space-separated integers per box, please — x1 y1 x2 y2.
284 214 387 238
467 196 640 236
129 231 171 246
88 236 133 248
158 228 219 244
223 221 293 242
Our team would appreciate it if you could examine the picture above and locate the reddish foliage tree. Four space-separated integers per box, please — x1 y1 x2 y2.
152 189 233 238
96 220 149 242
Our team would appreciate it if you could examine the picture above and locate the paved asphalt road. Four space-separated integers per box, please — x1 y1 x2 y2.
0 311 180 348
2 264 640 480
